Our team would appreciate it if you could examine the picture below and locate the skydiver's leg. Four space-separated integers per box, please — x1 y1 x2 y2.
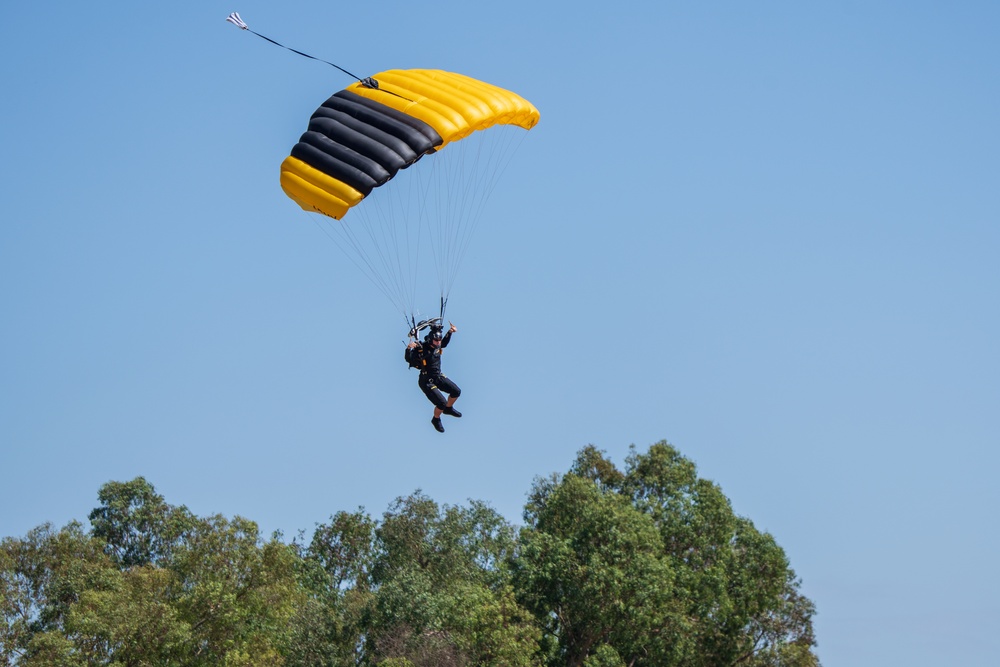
419 375 448 432
436 376 462 418
419 374 448 410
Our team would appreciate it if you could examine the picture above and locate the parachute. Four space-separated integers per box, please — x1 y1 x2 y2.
227 14 539 324
279 69 540 324
281 70 539 220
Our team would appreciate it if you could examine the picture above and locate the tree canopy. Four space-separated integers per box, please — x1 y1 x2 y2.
1 442 819 666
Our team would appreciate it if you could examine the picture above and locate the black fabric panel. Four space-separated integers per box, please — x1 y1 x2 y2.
328 90 443 147
290 142 379 196
317 102 439 156
288 88 447 200
323 91 443 154
311 108 419 164
298 130 392 185
306 116 408 174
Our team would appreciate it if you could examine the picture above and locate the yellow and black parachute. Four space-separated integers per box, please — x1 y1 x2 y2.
280 70 539 221
228 13 539 323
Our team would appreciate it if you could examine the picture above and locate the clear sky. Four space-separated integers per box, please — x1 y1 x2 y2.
2 2 997 664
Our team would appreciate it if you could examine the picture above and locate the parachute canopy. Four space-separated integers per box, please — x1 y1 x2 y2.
280 69 540 220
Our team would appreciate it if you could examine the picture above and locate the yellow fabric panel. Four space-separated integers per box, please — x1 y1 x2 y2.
281 156 364 206
348 75 467 144
346 69 540 148
411 70 539 131
279 156 363 220
381 70 495 126
280 171 351 220
425 70 540 130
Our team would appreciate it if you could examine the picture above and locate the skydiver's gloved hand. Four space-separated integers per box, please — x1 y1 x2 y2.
449 322 457 333
407 341 418 349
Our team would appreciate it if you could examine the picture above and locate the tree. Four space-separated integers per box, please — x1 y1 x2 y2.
167 513 302 666
88 477 196 569
0 522 114 665
2 444 819 667
287 509 378 667
2 481 303 666
516 474 684 667
62 565 189 665
615 443 818 666
341 493 540 667
516 443 820 667
294 494 540 667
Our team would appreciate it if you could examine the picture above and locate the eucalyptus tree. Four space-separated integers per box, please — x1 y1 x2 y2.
516 443 820 667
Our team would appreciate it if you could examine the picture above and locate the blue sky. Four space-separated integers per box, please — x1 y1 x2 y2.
2 2 998 664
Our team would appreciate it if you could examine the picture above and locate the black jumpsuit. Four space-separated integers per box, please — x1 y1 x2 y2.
405 332 461 409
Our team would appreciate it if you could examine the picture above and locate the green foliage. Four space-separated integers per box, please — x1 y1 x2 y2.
0 443 820 667
583 645 626 667
1 522 114 664
64 565 188 665
517 474 685 666
363 493 541 667
3 480 301 666
515 442 820 667
168 514 302 665
618 443 817 666
87 477 196 568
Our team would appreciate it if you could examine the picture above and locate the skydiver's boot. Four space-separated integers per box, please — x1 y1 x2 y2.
443 406 462 418
431 416 445 433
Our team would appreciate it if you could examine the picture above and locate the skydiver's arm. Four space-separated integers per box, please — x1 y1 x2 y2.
440 322 457 348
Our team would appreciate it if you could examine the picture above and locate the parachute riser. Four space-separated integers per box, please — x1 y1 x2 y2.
408 316 443 340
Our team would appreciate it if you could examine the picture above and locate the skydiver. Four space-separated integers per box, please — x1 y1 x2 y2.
405 321 461 432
